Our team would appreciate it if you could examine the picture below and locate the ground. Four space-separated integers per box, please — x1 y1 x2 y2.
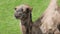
0 0 60 34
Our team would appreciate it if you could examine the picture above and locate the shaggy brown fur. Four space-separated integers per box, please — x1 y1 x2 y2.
32 18 43 34
14 4 33 34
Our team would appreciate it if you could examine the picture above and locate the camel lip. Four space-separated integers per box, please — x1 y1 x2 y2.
15 15 20 19
15 16 25 20
15 17 20 19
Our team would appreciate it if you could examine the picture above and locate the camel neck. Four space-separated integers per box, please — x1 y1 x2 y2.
47 0 57 10
21 13 33 34
50 0 57 6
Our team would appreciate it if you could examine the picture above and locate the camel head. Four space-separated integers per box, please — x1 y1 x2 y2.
14 4 32 20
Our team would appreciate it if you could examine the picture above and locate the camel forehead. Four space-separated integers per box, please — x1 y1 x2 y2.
16 4 30 10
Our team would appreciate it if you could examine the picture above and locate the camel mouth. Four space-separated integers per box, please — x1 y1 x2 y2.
15 15 20 19
15 15 26 20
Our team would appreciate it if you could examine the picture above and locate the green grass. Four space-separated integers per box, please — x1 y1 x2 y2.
0 0 60 34
58 0 60 6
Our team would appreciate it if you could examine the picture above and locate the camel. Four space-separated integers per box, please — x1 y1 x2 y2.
14 0 60 34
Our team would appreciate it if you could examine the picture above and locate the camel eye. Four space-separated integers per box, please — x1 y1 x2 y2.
26 8 29 13
21 8 23 11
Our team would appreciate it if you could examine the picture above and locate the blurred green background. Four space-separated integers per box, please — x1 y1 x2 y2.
0 0 60 34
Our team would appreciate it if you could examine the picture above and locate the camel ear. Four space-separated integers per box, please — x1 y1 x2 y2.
14 7 17 10
26 7 33 13
28 7 33 12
